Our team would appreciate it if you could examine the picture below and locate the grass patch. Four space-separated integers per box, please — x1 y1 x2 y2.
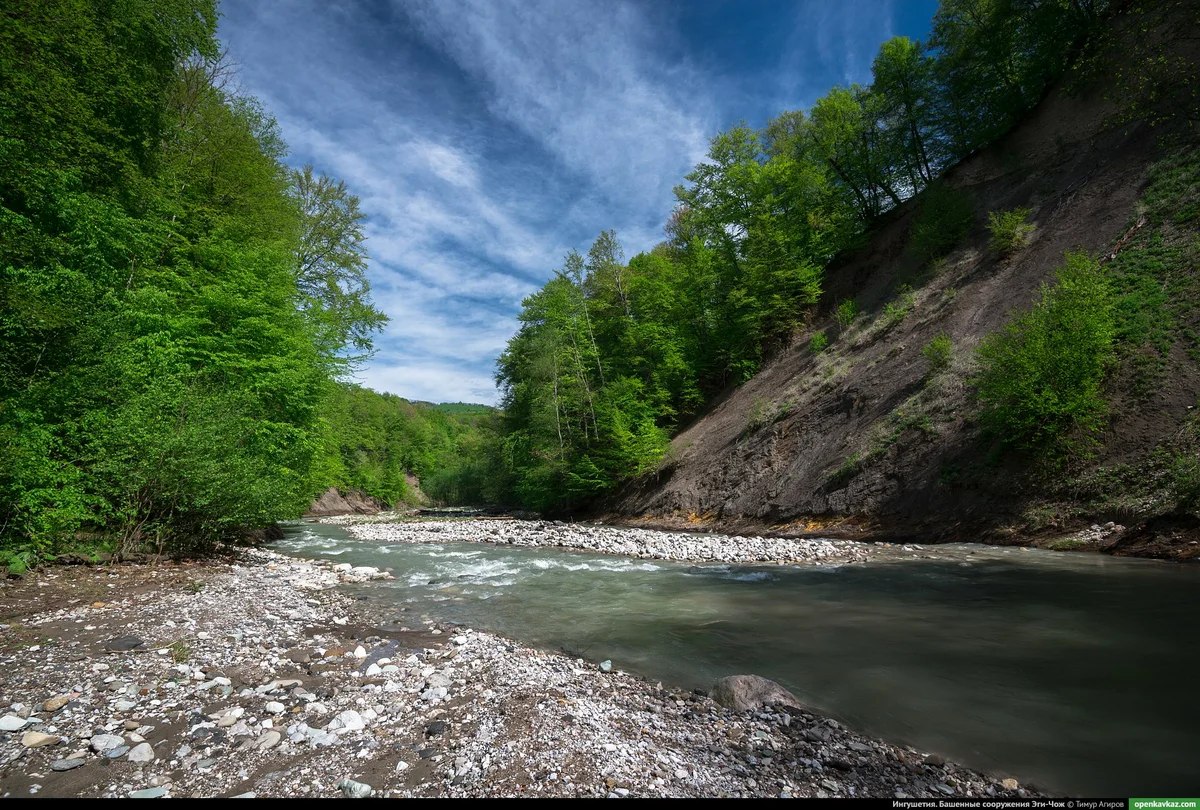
987 207 1035 254
879 284 916 330
169 640 191 664
922 334 953 374
1046 537 1089 551
835 298 858 328
809 330 829 353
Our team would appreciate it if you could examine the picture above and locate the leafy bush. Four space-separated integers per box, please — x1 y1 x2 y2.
835 298 858 328
809 330 829 353
923 334 953 373
910 185 974 261
987 207 1035 254
975 252 1116 458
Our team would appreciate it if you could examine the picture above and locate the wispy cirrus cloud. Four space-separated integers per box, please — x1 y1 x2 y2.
218 0 937 404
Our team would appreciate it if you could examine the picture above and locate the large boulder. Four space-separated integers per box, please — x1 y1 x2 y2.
709 674 803 712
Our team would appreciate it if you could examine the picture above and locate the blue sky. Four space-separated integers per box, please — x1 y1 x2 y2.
218 0 940 405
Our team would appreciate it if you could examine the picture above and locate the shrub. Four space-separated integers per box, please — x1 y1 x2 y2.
975 252 1116 459
923 334 953 374
881 285 915 329
835 298 858 328
910 185 974 261
810 330 829 353
987 207 1035 254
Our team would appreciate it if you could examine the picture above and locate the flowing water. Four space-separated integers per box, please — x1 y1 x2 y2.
275 521 1200 796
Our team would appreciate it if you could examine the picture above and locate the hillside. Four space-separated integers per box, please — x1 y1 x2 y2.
601 7 1200 559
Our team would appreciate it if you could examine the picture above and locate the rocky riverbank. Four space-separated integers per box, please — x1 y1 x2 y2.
335 516 908 566
0 550 1035 798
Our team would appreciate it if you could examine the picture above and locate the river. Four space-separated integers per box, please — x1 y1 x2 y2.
275 520 1200 796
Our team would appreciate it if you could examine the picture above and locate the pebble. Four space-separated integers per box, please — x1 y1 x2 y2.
338 779 374 798
90 733 125 752
0 715 28 731
254 730 282 750
264 702 285 714
129 786 169 799
105 635 146 651
599 660 613 673
43 695 72 713
21 731 60 748
50 758 86 771
127 742 156 763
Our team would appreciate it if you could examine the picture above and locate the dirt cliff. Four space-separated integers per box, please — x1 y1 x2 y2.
603 8 1200 560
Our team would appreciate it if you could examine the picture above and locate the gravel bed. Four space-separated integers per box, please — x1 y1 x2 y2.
340 518 891 566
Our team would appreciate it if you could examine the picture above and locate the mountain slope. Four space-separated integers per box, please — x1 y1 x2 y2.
603 10 1200 558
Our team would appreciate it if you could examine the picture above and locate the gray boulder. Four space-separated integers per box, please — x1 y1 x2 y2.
709 675 803 712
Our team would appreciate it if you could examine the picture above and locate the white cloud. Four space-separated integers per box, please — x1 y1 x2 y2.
400 0 714 214
355 360 501 405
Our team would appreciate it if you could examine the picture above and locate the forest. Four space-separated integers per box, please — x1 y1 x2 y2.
0 0 493 570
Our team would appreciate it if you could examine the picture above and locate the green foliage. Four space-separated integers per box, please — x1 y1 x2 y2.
169 640 192 663
321 383 503 507
987 207 1035 254
0 0 386 563
1106 149 1200 397
910 185 973 260
975 253 1116 458
809 331 829 353
835 298 859 328
923 334 954 374
880 285 916 330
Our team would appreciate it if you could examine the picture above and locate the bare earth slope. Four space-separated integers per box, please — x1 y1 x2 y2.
605 14 1200 558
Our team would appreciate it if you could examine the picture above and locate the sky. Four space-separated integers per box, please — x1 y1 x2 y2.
218 0 940 405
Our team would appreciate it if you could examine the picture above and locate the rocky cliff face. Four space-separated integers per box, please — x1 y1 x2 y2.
306 488 386 517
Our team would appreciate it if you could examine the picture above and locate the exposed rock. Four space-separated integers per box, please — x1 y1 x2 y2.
105 635 146 651
0 715 28 732
709 675 803 712
50 758 86 771
90 733 125 752
43 694 72 713
21 731 61 748
127 742 156 763
338 779 374 798
254 730 282 751
306 488 384 517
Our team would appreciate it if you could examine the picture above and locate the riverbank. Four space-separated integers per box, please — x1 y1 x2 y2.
0 550 1033 799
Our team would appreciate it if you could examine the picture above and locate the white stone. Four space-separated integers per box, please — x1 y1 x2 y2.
0 716 28 732
127 742 156 763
